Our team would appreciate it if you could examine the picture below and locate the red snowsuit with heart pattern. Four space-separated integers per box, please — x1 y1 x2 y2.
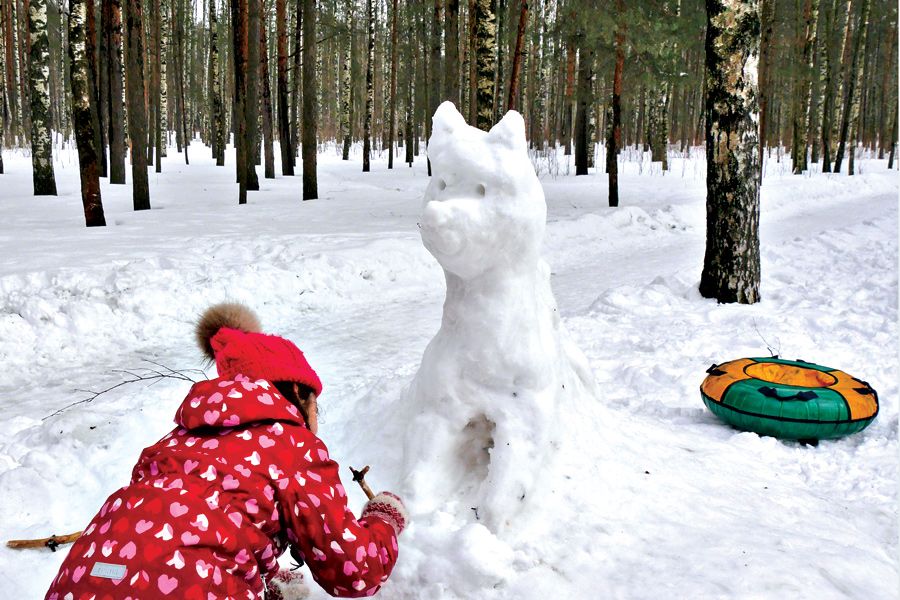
45 375 400 599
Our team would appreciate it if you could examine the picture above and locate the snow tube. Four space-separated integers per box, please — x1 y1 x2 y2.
700 357 878 440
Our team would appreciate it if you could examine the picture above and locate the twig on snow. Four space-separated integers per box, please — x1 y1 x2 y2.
43 361 207 421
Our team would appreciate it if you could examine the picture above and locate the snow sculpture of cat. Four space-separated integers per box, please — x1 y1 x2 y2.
403 102 598 533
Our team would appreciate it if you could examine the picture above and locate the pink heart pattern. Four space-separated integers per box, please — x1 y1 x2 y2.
44 377 400 600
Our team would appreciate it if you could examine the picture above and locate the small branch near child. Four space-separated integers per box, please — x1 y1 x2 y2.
43 360 208 421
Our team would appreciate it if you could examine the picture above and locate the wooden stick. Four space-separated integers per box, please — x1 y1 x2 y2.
349 465 376 500
7 531 83 551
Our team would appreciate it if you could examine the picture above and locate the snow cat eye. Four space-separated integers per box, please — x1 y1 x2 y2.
437 179 447 191
476 184 486 197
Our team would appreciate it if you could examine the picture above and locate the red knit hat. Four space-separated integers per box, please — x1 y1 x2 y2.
196 303 323 395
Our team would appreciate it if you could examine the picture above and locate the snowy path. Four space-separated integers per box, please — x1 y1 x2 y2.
0 146 896 599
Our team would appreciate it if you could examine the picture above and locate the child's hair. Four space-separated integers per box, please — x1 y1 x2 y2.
274 381 317 426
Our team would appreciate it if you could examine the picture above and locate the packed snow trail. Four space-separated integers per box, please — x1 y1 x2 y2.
0 145 895 599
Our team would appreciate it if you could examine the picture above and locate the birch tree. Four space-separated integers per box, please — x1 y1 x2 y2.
699 0 760 304
472 0 496 131
28 0 57 195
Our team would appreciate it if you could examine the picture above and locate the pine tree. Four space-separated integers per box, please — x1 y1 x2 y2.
301 0 317 197
28 0 57 195
69 0 107 226
700 0 760 304
276 0 293 172
607 0 625 206
260 12 274 179
125 0 150 209
103 0 126 183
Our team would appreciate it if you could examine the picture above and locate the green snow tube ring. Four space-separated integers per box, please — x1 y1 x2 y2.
700 357 878 440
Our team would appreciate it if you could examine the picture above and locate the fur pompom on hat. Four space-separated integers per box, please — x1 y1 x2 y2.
195 303 323 395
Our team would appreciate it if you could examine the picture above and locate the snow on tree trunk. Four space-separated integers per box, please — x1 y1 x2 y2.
699 0 761 305
69 0 107 226
28 0 57 195
403 102 599 532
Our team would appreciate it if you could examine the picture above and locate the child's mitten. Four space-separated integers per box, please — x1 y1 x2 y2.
266 568 310 600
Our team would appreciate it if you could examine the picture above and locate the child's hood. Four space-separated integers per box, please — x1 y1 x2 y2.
174 375 306 430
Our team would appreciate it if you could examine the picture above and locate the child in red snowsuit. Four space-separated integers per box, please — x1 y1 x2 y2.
45 303 408 600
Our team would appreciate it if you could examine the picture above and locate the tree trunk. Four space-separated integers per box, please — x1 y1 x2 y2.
472 0 495 130
362 0 373 172
563 37 574 155
444 0 459 107
300 0 316 197
388 0 398 168
340 0 351 160
820 0 843 172
757 0 773 178
152 0 163 171
231 0 248 202
28 0 57 194
507 0 527 112
104 0 126 183
888 97 897 169
125 0 150 209
3 0 19 141
159 0 168 157
16 0 31 143
69 0 107 226
245 0 260 185
699 0 760 304
276 0 292 172
260 14 274 179
574 40 591 176
607 3 624 206
85 0 107 177
791 0 818 174
290 0 301 166
834 0 869 173
211 0 224 165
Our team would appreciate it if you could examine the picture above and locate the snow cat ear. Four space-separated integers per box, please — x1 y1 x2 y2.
487 110 527 153
431 101 468 139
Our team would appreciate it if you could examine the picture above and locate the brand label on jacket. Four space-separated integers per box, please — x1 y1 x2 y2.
90 562 127 580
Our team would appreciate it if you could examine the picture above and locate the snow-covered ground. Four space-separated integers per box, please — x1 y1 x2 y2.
0 139 896 599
